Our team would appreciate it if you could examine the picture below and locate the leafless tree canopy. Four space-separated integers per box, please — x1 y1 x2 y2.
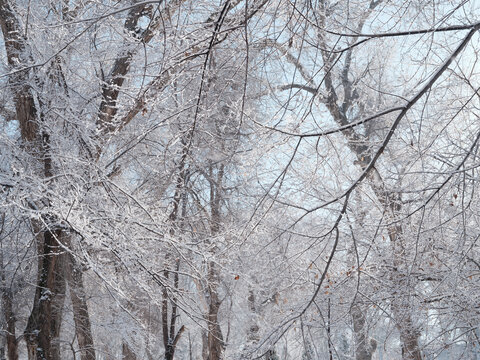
0 0 480 359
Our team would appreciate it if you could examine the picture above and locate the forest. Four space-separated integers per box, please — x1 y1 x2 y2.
0 0 480 359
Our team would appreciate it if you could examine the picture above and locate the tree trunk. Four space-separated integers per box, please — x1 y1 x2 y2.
265 349 278 360
395 313 422 360
351 304 376 360
66 251 95 360
24 229 63 360
245 289 278 359
0 221 18 360
50 253 66 360
2 286 18 360
202 163 225 360
389 261 422 360
163 151 188 360
247 290 259 343
162 258 185 360
122 343 136 360
387 216 422 360
203 261 224 360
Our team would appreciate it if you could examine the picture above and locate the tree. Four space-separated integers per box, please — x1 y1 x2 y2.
247 0 480 358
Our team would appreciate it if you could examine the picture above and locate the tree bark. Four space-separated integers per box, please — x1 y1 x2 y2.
265 349 278 360
1 280 18 360
50 253 66 360
65 251 95 360
204 261 224 360
122 342 136 360
202 164 225 360
162 145 188 360
0 213 18 360
24 229 63 360
395 310 422 360
351 304 376 360
0 1 38 142
162 258 185 360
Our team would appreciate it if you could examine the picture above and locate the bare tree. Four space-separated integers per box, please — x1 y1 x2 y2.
1 0 480 359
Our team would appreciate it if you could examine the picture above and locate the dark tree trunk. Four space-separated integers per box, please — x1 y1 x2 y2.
122 343 136 360
162 257 185 360
352 304 376 360
0 213 18 360
2 285 18 360
203 261 224 360
265 349 278 360
50 253 66 360
162 138 189 360
392 298 422 360
24 229 63 360
202 164 225 360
